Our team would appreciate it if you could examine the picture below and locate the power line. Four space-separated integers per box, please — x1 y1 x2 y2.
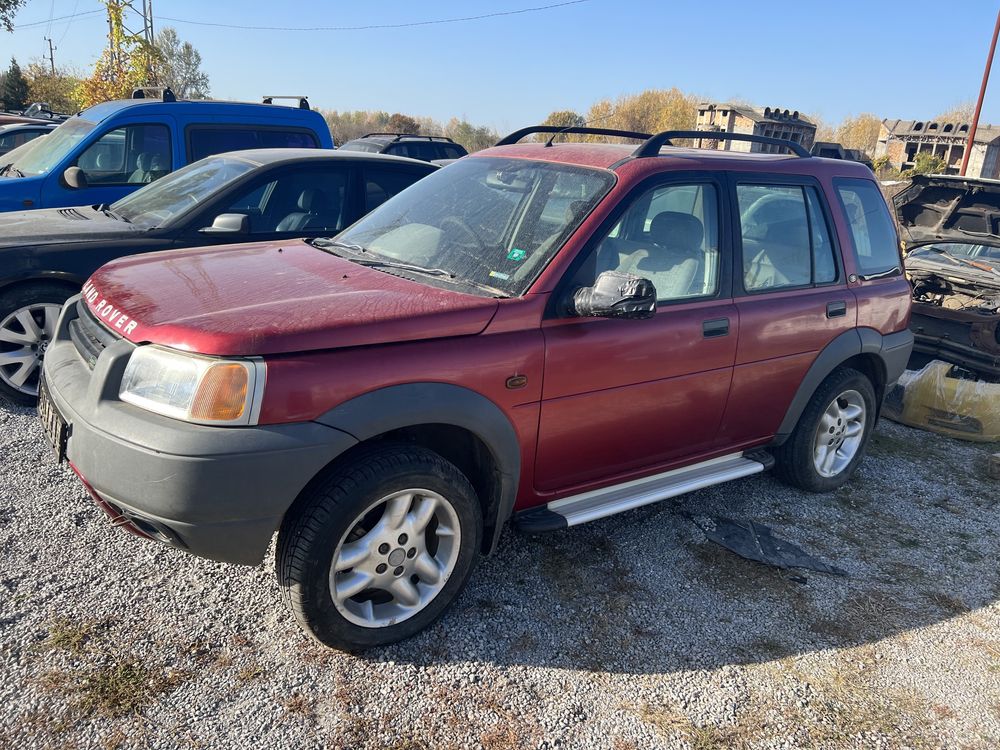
158 0 589 32
56 0 84 46
12 8 103 30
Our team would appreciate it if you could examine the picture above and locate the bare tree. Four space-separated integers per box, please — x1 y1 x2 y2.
155 27 210 99
935 101 976 123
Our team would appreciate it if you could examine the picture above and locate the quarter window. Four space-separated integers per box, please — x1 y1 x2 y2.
835 178 901 277
738 184 837 291
187 128 318 162
77 124 172 185
574 183 720 302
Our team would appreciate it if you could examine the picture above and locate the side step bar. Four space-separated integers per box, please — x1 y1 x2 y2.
515 450 774 533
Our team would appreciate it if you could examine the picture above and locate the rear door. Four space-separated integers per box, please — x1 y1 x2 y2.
535 173 738 492
716 174 856 447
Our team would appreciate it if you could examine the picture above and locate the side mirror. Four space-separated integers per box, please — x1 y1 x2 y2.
63 166 87 189
570 271 656 320
199 213 250 235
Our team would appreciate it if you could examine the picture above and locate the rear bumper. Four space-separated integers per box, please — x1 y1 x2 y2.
882 328 916 386
42 298 357 565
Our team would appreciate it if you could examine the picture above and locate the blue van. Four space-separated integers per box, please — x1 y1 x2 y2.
0 93 334 212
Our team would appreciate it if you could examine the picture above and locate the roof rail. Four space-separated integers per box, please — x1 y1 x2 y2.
497 125 653 146
361 132 457 143
262 96 310 110
633 130 811 158
131 86 176 103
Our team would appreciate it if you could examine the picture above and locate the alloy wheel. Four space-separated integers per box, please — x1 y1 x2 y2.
329 488 461 628
812 389 866 478
0 303 61 397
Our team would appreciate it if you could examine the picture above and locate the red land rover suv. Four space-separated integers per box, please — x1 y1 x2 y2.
40 126 913 650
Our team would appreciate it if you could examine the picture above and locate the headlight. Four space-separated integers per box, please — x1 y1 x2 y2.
119 345 265 425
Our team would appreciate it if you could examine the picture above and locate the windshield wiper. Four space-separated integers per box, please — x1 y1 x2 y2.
350 257 456 278
96 204 131 223
307 238 366 254
0 163 24 178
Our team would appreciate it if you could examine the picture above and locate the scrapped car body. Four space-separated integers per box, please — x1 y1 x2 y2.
880 175 1000 440
40 126 913 650
0 149 436 403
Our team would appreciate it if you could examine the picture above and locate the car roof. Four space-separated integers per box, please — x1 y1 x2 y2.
471 142 875 179
78 98 324 125
0 122 56 133
208 147 438 168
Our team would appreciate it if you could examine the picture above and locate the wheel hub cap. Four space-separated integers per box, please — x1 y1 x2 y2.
812 389 866 478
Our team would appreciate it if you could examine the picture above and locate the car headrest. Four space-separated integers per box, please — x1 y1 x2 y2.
649 211 704 252
134 153 151 171
298 188 327 212
149 154 166 171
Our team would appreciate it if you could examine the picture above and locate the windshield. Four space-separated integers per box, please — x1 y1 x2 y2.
1 118 95 177
911 242 1000 270
333 157 615 296
111 156 257 228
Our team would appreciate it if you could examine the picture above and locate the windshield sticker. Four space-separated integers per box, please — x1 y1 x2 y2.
506 248 528 262
489 270 511 280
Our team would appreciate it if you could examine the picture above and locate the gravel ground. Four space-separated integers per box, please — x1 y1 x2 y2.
1 394 999 750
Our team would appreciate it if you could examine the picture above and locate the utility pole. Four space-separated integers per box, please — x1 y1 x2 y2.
960 7 1000 176
44 36 56 75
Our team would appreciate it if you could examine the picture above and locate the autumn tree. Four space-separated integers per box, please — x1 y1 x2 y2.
77 1 161 107
834 113 881 156
1 0 25 32
537 109 586 141
583 88 698 143
935 101 975 123
386 112 420 134
442 117 499 152
903 151 947 177
156 27 209 99
24 61 84 113
1 57 29 110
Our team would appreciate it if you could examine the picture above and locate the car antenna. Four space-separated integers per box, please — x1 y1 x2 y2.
544 125 575 148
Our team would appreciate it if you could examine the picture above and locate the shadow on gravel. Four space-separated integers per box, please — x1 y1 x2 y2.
361 419 1000 676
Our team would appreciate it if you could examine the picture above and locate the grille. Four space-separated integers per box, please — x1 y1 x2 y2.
69 300 119 368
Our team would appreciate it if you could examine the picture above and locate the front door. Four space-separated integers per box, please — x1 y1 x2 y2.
535 176 738 493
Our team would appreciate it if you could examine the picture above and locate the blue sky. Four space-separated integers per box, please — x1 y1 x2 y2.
6 0 1000 130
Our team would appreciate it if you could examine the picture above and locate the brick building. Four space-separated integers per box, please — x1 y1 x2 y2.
874 119 1000 178
695 103 816 153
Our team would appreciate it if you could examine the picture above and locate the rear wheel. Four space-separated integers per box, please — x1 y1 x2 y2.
773 367 877 492
0 284 74 405
277 444 482 651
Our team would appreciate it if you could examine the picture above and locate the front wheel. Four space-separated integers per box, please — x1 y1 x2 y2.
0 284 74 405
773 367 877 492
277 444 482 651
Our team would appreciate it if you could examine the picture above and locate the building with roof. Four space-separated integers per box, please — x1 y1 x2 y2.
694 103 816 154
874 118 1000 178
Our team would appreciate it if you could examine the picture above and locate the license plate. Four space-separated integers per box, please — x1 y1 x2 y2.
38 376 68 463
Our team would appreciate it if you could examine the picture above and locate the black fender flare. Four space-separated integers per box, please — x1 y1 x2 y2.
773 328 912 444
315 383 521 553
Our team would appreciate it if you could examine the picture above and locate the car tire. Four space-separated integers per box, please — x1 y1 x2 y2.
0 284 74 405
773 367 877 493
276 443 483 651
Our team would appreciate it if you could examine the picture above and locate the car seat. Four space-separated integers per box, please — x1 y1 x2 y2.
276 188 341 232
619 211 703 299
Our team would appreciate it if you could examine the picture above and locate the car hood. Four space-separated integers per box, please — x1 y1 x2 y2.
893 174 1000 247
82 239 500 356
0 205 139 248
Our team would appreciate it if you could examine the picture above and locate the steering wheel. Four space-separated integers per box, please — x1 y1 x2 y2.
439 216 486 257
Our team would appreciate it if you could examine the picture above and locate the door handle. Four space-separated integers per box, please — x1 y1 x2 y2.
826 301 847 318
702 317 730 338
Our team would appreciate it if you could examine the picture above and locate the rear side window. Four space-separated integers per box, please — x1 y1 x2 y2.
440 144 465 159
187 127 319 162
738 184 837 291
835 178 900 277
364 167 423 211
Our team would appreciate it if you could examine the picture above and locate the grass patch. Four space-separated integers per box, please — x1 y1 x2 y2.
34 617 109 655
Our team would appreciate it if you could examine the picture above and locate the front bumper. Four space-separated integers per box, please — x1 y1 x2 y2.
42 297 357 565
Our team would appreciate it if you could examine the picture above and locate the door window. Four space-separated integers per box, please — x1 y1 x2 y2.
834 178 901 277
216 168 349 234
738 184 837 291
574 183 721 302
77 124 172 185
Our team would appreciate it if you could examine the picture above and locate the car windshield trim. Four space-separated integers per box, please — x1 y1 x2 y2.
331 156 616 298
